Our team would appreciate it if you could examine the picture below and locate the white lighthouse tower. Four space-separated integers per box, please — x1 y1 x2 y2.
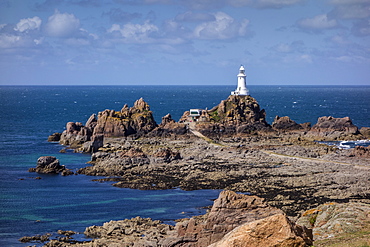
231 65 249 96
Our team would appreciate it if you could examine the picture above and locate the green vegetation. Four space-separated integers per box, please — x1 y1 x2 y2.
209 111 220 122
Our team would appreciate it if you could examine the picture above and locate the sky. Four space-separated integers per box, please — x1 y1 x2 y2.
0 0 369 86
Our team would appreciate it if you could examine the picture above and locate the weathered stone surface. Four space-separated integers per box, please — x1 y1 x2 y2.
93 98 157 138
150 113 188 137
163 190 286 246
47 132 61 142
178 95 271 137
209 214 312 247
350 145 370 158
272 115 310 131
360 127 370 138
209 95 267 125
82 216 174 246
79 134 104 153
19 233 51 243
29 156 68 174
297 202 370 241
308 116 360 139
59 121 93 149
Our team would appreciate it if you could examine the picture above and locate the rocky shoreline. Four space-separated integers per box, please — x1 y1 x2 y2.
25 95 370 246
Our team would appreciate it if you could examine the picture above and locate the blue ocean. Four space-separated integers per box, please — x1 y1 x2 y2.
0 85 369 246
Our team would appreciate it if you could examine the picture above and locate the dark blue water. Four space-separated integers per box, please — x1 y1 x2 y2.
0 85 369 246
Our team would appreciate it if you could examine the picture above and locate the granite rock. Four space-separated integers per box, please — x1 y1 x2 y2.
308 116 360 139
28 156 68 174
209 214 312 247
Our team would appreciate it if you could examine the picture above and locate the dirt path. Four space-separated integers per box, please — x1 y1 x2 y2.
261 150 370 170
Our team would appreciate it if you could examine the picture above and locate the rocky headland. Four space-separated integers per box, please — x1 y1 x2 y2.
34 94 370 246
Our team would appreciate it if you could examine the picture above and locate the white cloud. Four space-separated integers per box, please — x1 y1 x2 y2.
0 34 21 48
34 37 44 45
14 16 42 32
193 12 250 39
107 21 159 43
297 14 338 31
45 10 80 37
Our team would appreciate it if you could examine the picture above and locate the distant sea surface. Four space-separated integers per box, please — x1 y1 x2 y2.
0 85 369 246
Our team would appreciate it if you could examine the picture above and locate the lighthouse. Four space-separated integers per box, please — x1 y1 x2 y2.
231 65 249 96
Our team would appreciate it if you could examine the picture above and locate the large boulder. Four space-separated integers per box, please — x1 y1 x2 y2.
297 202 370 241
28 156 67 174
209 214 312 247
272 115 310 132
308 116 360 139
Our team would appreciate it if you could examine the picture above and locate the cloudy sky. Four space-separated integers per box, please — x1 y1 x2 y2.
1 0 369 85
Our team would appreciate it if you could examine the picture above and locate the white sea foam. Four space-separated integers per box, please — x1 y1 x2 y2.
319 140 370 149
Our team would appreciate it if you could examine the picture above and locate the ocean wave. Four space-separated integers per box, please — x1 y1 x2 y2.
318 140 370 149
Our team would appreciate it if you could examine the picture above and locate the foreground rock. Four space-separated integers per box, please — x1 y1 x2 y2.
29 191 312 246
297 202 370 241
28 156 73 175
209 214 311 247
160 190 310 247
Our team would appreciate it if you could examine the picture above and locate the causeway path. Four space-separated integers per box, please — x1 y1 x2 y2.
187 122 370 170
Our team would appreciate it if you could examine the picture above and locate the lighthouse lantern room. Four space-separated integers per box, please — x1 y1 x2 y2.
231 65 249 96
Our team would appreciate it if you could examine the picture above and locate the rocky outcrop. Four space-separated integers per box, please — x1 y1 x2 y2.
82 216 174 246
360 127 370 138
56 99 158 152
93 98 157 138
181 95 271 137
150 113 188 137
162 190 288 246
209 95 267 125
79 134 104 153
297 202 370 241
272 116 310 132
209 214 312 247
47 133 61 142
28 156 72 175
59 121 94 149
308 116 360 139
